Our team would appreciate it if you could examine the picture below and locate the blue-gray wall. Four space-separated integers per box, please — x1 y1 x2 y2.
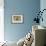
4 0 40 42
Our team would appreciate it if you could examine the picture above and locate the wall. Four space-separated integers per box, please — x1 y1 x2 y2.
4 0 40 42
0 0 4 42
40 0 46 27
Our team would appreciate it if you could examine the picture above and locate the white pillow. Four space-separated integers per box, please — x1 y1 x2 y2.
17 37 25 46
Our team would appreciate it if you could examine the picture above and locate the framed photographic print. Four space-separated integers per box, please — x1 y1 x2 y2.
12 15 23 24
